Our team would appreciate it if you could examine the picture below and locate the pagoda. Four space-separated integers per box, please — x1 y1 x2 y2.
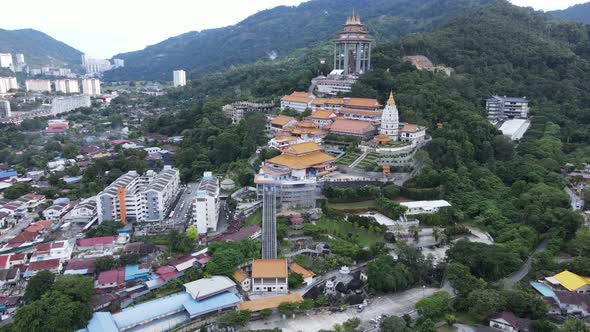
334 10 374 75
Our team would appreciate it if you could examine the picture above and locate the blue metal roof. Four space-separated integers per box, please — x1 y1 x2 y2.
112 292 192 330
0 170 17 178
124 264 150 281
86 312 118 332
183 291 241 318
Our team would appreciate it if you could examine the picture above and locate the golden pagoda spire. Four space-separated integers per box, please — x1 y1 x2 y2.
388 91 396 106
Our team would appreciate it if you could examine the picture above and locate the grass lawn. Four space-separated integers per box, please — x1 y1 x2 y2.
316 218 381 247
246 209 262 226
327 200 377 210
455 312 481 325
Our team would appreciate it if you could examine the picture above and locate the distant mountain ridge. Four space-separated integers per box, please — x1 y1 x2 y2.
104 0 495 81
0 28 82 69
549 2 590 24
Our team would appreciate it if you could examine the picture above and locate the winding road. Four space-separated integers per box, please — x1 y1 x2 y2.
503 239 548 290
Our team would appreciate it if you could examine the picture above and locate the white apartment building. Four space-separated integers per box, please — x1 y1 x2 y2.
0 100 10 118
25 79 51 92
486 95 529 120
173 70 187 87
81 54 112 74
400 200 451 215
63 198 97 224
0 54 13 68
143 166 180 222
54 79 79 94
15 54 25 64
51 95 91 114
0 77 18 93
81 78 101 96
97 167 180 223
192 172 220 234
113 59 124 68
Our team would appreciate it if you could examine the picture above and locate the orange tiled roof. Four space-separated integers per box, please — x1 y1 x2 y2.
289 263 315 278
267 151 335 170
313 97 382 109
296 121 318 129
252 259 288 278
271 115 296 127
309 109 336 119
339 108 382 116
281 142 322 155
400 124 419 132
232 268 249 282
281 91 314 103
330 119 375 135
237 293 303 312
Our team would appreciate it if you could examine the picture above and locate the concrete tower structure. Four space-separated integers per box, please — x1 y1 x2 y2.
261 184 277 259
380 92 399 140
334 11 373 75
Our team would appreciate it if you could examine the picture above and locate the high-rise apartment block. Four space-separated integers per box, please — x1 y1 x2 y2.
81 54 112 74
96 166 180 224
113 59 125 68
0 77 18 93
486 95 529 120
15 54 25 64
81 78 101 96
173 70 187 87
0 100 11 118
0 54 13 68
25 79 51 92
54 79 80 94
192 172 220 234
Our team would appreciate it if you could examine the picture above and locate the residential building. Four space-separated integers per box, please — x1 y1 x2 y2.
0 100 10 118
0 268 20 289
486 95 529 120
76 236 117 251
25 79 51 92
54 79 79 93
31 240 73 262
143 166 180 222
51 95 91 114
232 268 251 291
27 258 62 277
64 258 96 275
45 119 69 134
400 200 451 215
81 54 112 73
0 77 18 93
113 58 125 68
173 70 186 87
43 200 74 221
280 91 315 112
97 167 180 223
222 101 274 123
489 312 530 332
251 259 289 293
0 54 13 68
81 78 101 96
15 54 24 64
546 270 590 293
192 172 220 234
63 198 97 223
290 262 315 286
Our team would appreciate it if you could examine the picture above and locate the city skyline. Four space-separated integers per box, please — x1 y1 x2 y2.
0 0 588 58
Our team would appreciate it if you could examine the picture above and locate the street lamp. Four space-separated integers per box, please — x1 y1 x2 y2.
422 285 426 298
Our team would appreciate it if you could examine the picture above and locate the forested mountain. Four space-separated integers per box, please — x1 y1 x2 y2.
0 28 82 68
104 0 494 81
145 0 589 265
549 2 590 24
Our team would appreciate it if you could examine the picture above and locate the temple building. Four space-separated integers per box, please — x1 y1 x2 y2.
312 12 374 96
379 92 400 140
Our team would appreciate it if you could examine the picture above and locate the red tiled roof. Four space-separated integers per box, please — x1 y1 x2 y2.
169 256 195 267
25 220 52 233
7 231 36 244
330 119 375 135
28 258 60 271
77 236 116 247
65 258 96 273
0 255 10 269
97 268 125 286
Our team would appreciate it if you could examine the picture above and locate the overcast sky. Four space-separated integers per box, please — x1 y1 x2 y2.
1 0 588 58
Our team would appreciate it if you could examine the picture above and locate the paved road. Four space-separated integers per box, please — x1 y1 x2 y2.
504 239 548 290
244 286 440 332
564 186 584 211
